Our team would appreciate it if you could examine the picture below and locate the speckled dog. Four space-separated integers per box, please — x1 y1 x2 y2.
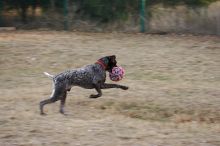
40 55 128 115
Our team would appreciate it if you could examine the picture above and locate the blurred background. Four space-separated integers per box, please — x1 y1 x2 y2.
0 0 220 35
1 1 220 146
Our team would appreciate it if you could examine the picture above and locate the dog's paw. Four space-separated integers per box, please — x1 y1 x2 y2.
89 94 100 98
40 112 47 116
60 109 68 116
121 86 129 90
60 111 68 116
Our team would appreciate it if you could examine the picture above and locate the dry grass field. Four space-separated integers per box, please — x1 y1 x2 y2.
0 31 220 146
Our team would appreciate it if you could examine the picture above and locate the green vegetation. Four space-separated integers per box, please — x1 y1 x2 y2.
1 0 219 24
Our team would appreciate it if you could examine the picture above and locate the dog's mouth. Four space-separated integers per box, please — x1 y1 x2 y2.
107 62 117 72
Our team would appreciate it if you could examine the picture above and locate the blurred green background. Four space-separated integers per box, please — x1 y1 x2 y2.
0 0 220 35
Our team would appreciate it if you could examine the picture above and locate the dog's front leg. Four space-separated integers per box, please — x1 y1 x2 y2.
89 84 102 98
101 83 129 90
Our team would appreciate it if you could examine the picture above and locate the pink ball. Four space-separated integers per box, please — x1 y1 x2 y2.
109 66 125 81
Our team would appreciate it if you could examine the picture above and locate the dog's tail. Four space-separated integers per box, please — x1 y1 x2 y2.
44 72 54 79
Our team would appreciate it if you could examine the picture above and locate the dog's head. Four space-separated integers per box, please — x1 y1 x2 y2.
97 55 117 72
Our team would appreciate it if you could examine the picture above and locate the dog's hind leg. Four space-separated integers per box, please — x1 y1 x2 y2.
39 98 58 115
39 88 63 115
59 91 67 115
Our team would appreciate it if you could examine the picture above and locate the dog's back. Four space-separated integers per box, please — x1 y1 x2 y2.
51 64 105 89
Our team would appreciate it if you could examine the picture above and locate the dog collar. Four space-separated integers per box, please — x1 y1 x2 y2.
95 60 107 70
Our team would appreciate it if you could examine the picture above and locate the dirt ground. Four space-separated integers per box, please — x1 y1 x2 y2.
0 31 220 146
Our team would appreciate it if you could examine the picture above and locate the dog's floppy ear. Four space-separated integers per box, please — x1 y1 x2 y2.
109 55 116 62
111 55 116 58
111 55 116 59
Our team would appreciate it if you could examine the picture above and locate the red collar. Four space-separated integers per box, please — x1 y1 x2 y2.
95 60 107 70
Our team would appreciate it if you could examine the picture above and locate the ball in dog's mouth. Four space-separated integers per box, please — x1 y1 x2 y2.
109 66 125 81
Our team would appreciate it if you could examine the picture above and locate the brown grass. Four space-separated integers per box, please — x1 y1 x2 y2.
0 31 220 146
